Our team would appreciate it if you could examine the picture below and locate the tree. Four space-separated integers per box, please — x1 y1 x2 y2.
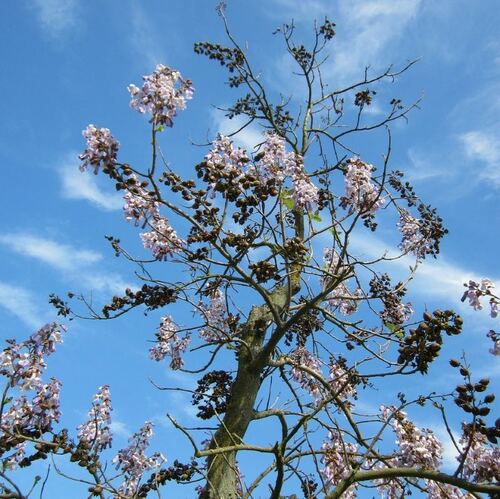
1 8 498 499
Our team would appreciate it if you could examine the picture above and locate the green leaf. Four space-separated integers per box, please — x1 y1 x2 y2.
155 124 165 133
309 212 322 223
386 322 404 337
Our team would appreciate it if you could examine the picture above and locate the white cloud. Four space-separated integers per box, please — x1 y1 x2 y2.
0 233 102 272
31 0 77 37
211 109 263 152
349 231 498 304
110 419 131 439
0 282 47 329
460 130 500 188
0 233 133 295
59 154 122 211
130 3 165 68
270 0 421 84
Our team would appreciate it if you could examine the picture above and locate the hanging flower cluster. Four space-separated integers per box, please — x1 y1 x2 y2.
461 279 498 318
198 288 230 343
128 64 193 126
398 211 434 258
0 323 65 470
458 424 500 483
320 430 358 497
290 347 323 403
149 316 190 369
140 217 184 261
77 385 113 453
380 406 442 469
113 422 166 496
79 124 119 174
340 157 384 214
123 174 160 225
329 357 356 401
321 249 361 315
487 330 500 356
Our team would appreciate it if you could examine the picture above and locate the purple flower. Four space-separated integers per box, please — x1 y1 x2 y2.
79 124 119 174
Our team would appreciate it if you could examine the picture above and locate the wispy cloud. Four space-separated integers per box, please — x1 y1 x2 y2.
0 282 47 329
349 231 498 305
270 0 421 84
459 130 500 188
129 3 165 68
0 233 132 295
59 153 122 211
211 110 263 151
0 233 101 272
31 0 78 38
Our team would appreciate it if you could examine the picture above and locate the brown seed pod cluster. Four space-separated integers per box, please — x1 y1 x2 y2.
192 370 233 420
397 310 463 373
137 460 198 497
249 260 279 283
101 284 177 318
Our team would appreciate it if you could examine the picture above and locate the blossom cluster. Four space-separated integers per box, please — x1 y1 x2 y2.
150 316 190 369
340 157 384 214
329 358 356 401
290 347 323 403
77 385 113 452
140 217 184 261
257 133 319 211
123 174 160 225
380 406 442 469
398 211 434 259
113 422 166 496
321 430 358 497
128 64 193 126
487 330 500 356
0 323 65 469
198 289 230 343
321 249 361 315
458 425 500 483
461 279 498 318
79 124 119 174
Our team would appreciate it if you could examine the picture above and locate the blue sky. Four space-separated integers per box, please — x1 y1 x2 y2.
1 0 499 496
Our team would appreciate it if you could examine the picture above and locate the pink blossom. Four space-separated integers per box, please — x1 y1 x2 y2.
150 316 190 369
290 347 323 403
77 385 113 452
198 289 230 343
79 124 119 174
128 64 193 126
329 358 356 400
113 422 165 496
458 425 500 483
123 174 159 224
487 330 500 356
398 211 433 258
340 157 384 214
140 217 184 260
321 430 358 496
461 279 499 318
321 249 360 315
255 132 298 182
380 406 442 470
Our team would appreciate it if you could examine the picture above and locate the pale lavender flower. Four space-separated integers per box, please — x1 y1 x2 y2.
290 347 323 403
291 172 319 211
458 425 500 483
113 422 165 497
340 157 384 214
4 443 26 471
123 174 159 224
380 406 442 470
150 316 190 369
128 64 193 126
461 279 498 317
487 330 500 356
140 217 184 260
321 430 358 497
398 211 433 258
199 289 230 343
255 132 298 182
321 249 360 315
79 124 119 174
77 385 113 452
31 378 61 428
329 358 356 400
